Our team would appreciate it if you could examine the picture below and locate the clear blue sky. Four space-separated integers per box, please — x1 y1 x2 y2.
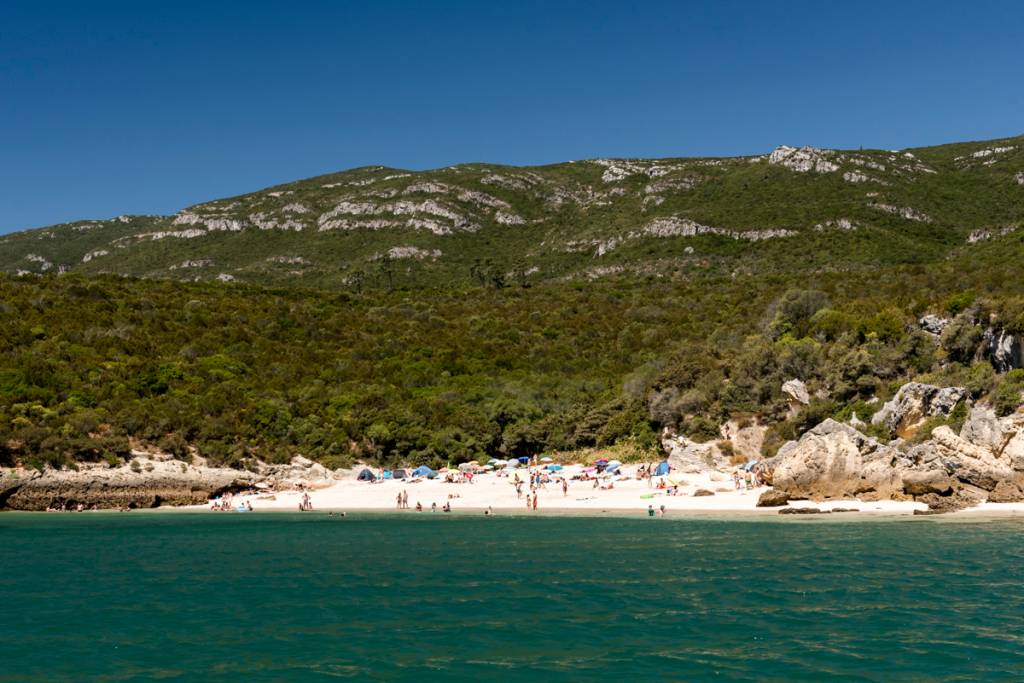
1 0 1022 233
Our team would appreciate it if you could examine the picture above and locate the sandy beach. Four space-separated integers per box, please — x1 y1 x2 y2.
196 464 934 515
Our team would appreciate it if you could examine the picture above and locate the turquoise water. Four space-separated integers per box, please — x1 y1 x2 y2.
2 513 1024 681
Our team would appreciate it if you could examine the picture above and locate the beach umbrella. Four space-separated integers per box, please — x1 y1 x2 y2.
505 461 519 469
483 464 494 470
595 458 609 465
488 458 500 464
607 460 622 468
540 456 553 463
546 464 562 471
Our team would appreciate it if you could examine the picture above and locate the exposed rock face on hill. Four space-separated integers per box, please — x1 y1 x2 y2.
2 133 1022 289
0 457 259 510
719 419 766 460
662 430 728 473
870 382 966 438
986 329 1023 372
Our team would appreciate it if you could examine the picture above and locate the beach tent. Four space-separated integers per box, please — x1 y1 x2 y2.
505 460 519 469
357 468 376 482
488 458 500 465
607 460 622 468
742 460 759 471
655 461 670 476
458 463 475 472
392 469 407 479
546 464 562 471
382 470 392 480
517 456 530 464
412 465 434 477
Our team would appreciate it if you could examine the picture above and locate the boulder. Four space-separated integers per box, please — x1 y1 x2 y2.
871 382 967 438
693 488 715 497
756 489 790 507
782 379 810 405
916 487 984 513
919 314 950 336
901 469 953 496
770 419 909 500
988 478 1024 503
779 507 829 514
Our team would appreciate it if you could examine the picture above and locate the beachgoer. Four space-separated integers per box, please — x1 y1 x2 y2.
648 505 655 517
659 505 666 517
562 479 568 497
246 501 253 511
396 492 403 509
532 494 538 511
416 502 423 512
431 502 437 512
402 490 409 508
525 493 531 510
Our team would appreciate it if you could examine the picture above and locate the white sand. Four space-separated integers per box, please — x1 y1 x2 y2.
198 464 930 515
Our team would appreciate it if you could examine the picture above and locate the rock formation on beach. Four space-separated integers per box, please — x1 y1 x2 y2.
761 382 1024 512
0 453 347 511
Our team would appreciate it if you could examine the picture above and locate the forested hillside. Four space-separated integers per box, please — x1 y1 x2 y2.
3 134 1024 470
3 225 1024 470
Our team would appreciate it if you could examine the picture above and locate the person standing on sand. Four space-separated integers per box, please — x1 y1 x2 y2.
402 490 409 509
525 493 531 510
396 492 403 509
562 479 568 497
532 493 538 511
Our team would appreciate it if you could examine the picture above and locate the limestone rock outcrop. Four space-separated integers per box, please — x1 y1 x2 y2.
770 419 909 500
0 457 259 511
719 419 766 460
985 329 1023 373
871 382 967 438
782 379 810 405
662 430 728 473
918 314 950 336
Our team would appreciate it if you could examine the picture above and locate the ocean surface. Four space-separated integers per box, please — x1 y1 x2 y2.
2 512 1024 682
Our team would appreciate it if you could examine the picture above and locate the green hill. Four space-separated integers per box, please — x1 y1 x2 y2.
3 134 1024 471
3 135 1023 289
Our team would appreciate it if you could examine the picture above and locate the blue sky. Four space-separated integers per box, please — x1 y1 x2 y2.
1 0 1022 233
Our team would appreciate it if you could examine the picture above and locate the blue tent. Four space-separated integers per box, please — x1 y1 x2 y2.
357 468 376 481
517 456 530 464
412 465 435 477
655 461 670 476
382 470 392 480
392 469 407 479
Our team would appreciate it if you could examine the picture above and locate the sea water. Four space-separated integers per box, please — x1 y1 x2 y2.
2 512 1023 681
